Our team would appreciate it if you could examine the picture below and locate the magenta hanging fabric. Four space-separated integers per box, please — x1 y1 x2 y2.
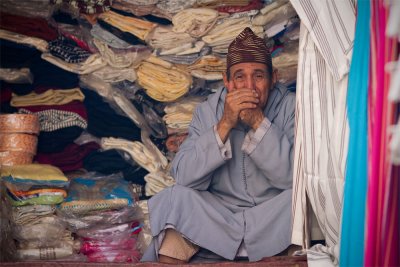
365 0 399 266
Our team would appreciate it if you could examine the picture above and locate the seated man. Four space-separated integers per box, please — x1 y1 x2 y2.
141 27 296 263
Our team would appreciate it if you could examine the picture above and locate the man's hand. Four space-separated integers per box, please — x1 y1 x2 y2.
217 89 259 142
240 108 264 130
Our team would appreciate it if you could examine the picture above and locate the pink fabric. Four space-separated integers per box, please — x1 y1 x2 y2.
365 1 399 266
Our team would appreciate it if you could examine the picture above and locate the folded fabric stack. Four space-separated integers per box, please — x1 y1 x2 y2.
163 96 205 134
0 114 40 167
1 164 76 261
98 10 158 41
112 0 158 17
50 0 113 14
202 16 264 54
58 173 143 262
101 137 174 196
11 89 88 153
172 8 219 38
137 57 192 102
188 55 226 80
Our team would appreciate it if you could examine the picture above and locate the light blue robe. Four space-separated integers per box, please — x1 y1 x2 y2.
142 83 295 262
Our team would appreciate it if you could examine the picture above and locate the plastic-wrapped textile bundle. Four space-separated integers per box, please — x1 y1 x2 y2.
136 57 192 102
172 8 219 38
187 55 226 81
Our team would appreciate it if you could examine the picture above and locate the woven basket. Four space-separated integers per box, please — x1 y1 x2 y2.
0 114 40 134
0 151 34 166
0 133 38 155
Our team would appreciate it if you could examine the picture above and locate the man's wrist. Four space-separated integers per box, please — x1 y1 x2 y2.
217 119 232 143
251 113 265 130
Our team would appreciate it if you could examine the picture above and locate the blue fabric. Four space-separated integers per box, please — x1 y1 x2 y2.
340 2 370 267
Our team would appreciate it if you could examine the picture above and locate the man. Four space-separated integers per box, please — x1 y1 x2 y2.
141 27 295 263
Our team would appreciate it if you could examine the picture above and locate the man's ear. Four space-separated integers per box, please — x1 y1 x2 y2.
223 71 234 92
272 68 278 84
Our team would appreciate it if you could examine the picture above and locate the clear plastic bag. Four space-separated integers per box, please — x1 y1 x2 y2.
58 205 143 231
59 173 135 215
86 249 141 263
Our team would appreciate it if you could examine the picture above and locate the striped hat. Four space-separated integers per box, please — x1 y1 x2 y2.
227 27 272 74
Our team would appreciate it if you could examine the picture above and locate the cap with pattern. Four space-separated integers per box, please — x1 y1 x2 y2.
227 27 272 74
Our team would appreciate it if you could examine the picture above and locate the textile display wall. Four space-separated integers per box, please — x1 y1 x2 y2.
0 0 300 263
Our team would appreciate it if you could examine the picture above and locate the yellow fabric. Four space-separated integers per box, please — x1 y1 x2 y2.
1 164 68 181
137 60 192 102
10 88 84 107
99 11 157 40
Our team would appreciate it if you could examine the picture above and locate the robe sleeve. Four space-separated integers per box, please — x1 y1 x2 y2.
241 95 295 189
170 107 231 190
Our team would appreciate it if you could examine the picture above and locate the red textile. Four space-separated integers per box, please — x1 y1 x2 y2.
35 141 100 171
19 100 88 120
0 12 58 41
217 0 263 14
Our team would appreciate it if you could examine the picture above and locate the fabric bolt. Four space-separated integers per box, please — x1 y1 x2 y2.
101 137 168 174
364 1 399 266
11 205 56 225
41 53 107 75
98 11 157 41
1 163 68 181
83 149 146 185
87 65 137 83
51 0 112 14
0 29 48 53
93 39 151 68
144 172 175 196
339 2 370 267
48 36 92 63
156 0 197 15
158 41 202 56
137 60 192 102
91 23 134 49
195 0 250 8
111 1 156 17
10 88 84 107
172 8 219 38
289 1 355 266
146 26 196 50
0 12 58 41
6 189 65 206
36 126 84 153
0 68 33 84
216 0 263 14
163 97 205 132
159 54 202 66
188 55 226 81
18 100 88 121
18 108 87 133
35 142 100 172
252 2 297 29
201 17 264 52
0 0 52 19
17 247 74 261
82 88 141 141
97 19 146 46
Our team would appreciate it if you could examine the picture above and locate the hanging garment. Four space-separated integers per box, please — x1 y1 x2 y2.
289 0 356 266
339 2 370 267
364 1 400 266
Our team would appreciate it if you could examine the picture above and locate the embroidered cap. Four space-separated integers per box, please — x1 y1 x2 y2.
226 27 272 74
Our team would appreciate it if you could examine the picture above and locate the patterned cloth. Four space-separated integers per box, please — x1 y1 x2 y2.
51 0 112 14
49 37 92 64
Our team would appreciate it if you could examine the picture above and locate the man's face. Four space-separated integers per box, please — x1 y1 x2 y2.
223 62 273 110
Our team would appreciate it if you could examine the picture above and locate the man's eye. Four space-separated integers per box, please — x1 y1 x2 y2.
255 74 265 80
235 75 244 81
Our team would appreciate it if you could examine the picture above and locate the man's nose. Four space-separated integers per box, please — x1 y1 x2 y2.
245 76 255 90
